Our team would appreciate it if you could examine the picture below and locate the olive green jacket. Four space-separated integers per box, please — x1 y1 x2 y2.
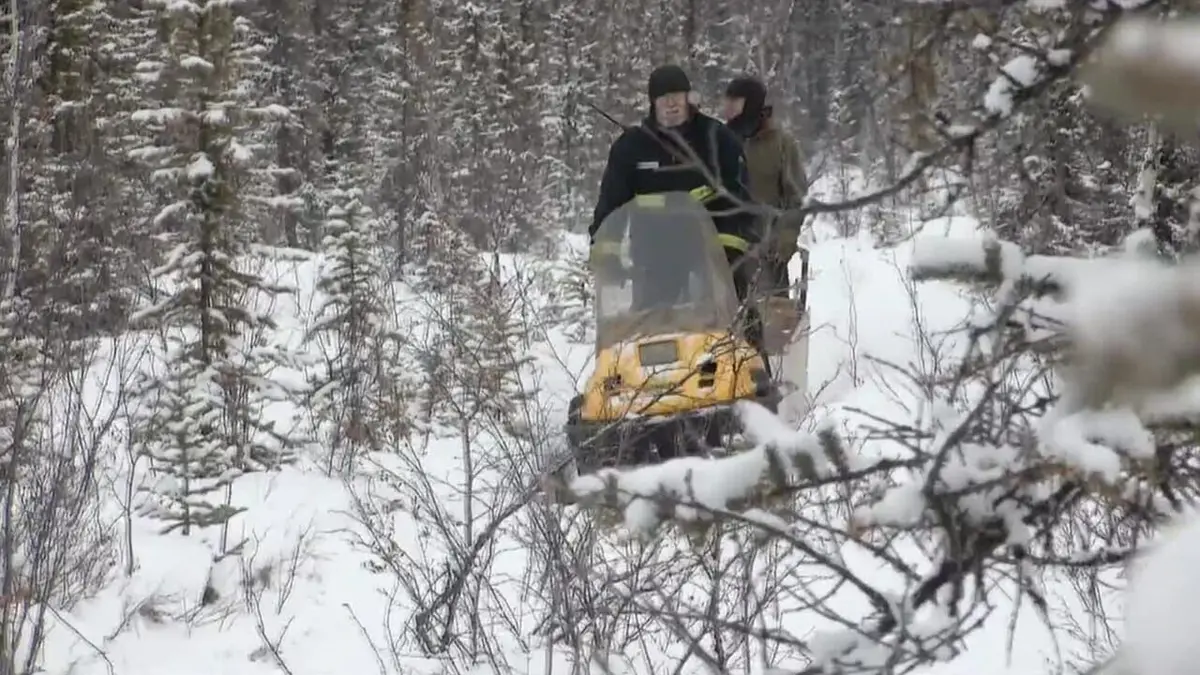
742 120 807 253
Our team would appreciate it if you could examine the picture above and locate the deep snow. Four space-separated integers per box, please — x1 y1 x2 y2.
24 171 1179 675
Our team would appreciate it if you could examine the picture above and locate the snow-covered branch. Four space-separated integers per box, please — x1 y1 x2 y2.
908 230 1200 412
545 406 853 536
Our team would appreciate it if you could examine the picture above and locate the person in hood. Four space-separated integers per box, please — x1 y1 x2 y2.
723 75 808 299
590 64 768 365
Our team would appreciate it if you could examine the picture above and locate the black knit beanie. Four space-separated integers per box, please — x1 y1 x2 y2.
648 65 692 101
726 76 767 119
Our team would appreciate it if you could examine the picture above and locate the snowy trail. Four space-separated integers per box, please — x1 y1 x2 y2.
799 215 978 420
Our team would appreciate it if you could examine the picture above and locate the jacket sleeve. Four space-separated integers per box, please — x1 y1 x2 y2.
713 125 761 244
590 134 633 244
779 131 808 210
715 125 752 204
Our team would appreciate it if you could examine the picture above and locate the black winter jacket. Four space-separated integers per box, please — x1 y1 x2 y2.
589 108 759 249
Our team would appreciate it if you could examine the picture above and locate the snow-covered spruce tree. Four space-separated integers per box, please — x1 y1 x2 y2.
350 0 431 268
542 243 592 344
307 1 375 244
246 0 323 249
16 0 150 337
459 261 540 440
537 2 604 236
128 0 296 538
429 3 524 253
307 189 406 473
412 1 548 431
418 243 538 442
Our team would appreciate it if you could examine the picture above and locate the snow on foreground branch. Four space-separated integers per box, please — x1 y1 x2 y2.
885 219 1200 675
545 403 853 535
537 383 1144 672
1120 506 1200 675
1081 15 1200 133
909 230 1200 412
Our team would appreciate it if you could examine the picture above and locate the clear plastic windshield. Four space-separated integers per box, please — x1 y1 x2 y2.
589 192 741 350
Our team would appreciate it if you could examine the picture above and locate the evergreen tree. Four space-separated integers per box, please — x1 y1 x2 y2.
128 0 296 536
454 261 540 438
419 245 539 440
307 189 409 471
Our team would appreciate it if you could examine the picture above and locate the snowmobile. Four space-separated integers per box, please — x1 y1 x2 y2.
563 190 809 474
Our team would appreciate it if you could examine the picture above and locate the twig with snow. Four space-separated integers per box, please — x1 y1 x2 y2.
906 230 1200 411
546 407 850 535
240 555 297 675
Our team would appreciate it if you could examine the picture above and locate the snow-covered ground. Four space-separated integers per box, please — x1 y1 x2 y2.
25 168 1177 675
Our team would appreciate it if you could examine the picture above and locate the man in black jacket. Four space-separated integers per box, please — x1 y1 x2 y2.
590 65 757 255
590 64 767 363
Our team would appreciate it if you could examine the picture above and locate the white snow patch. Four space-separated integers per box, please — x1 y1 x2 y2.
1105 16 1200 67
570 402 830 533
1038 407 1154 482
1026 0 1066 9
984 55 1041 116
1124 508 1200 675
185 153 214 181
179 55 213 72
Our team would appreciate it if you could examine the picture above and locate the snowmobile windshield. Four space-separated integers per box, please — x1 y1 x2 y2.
590 191 741 350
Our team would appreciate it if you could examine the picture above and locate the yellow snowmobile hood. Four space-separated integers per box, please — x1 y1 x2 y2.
580 331 765 422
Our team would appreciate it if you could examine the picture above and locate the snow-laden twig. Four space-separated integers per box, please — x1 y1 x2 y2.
546 405 850 535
